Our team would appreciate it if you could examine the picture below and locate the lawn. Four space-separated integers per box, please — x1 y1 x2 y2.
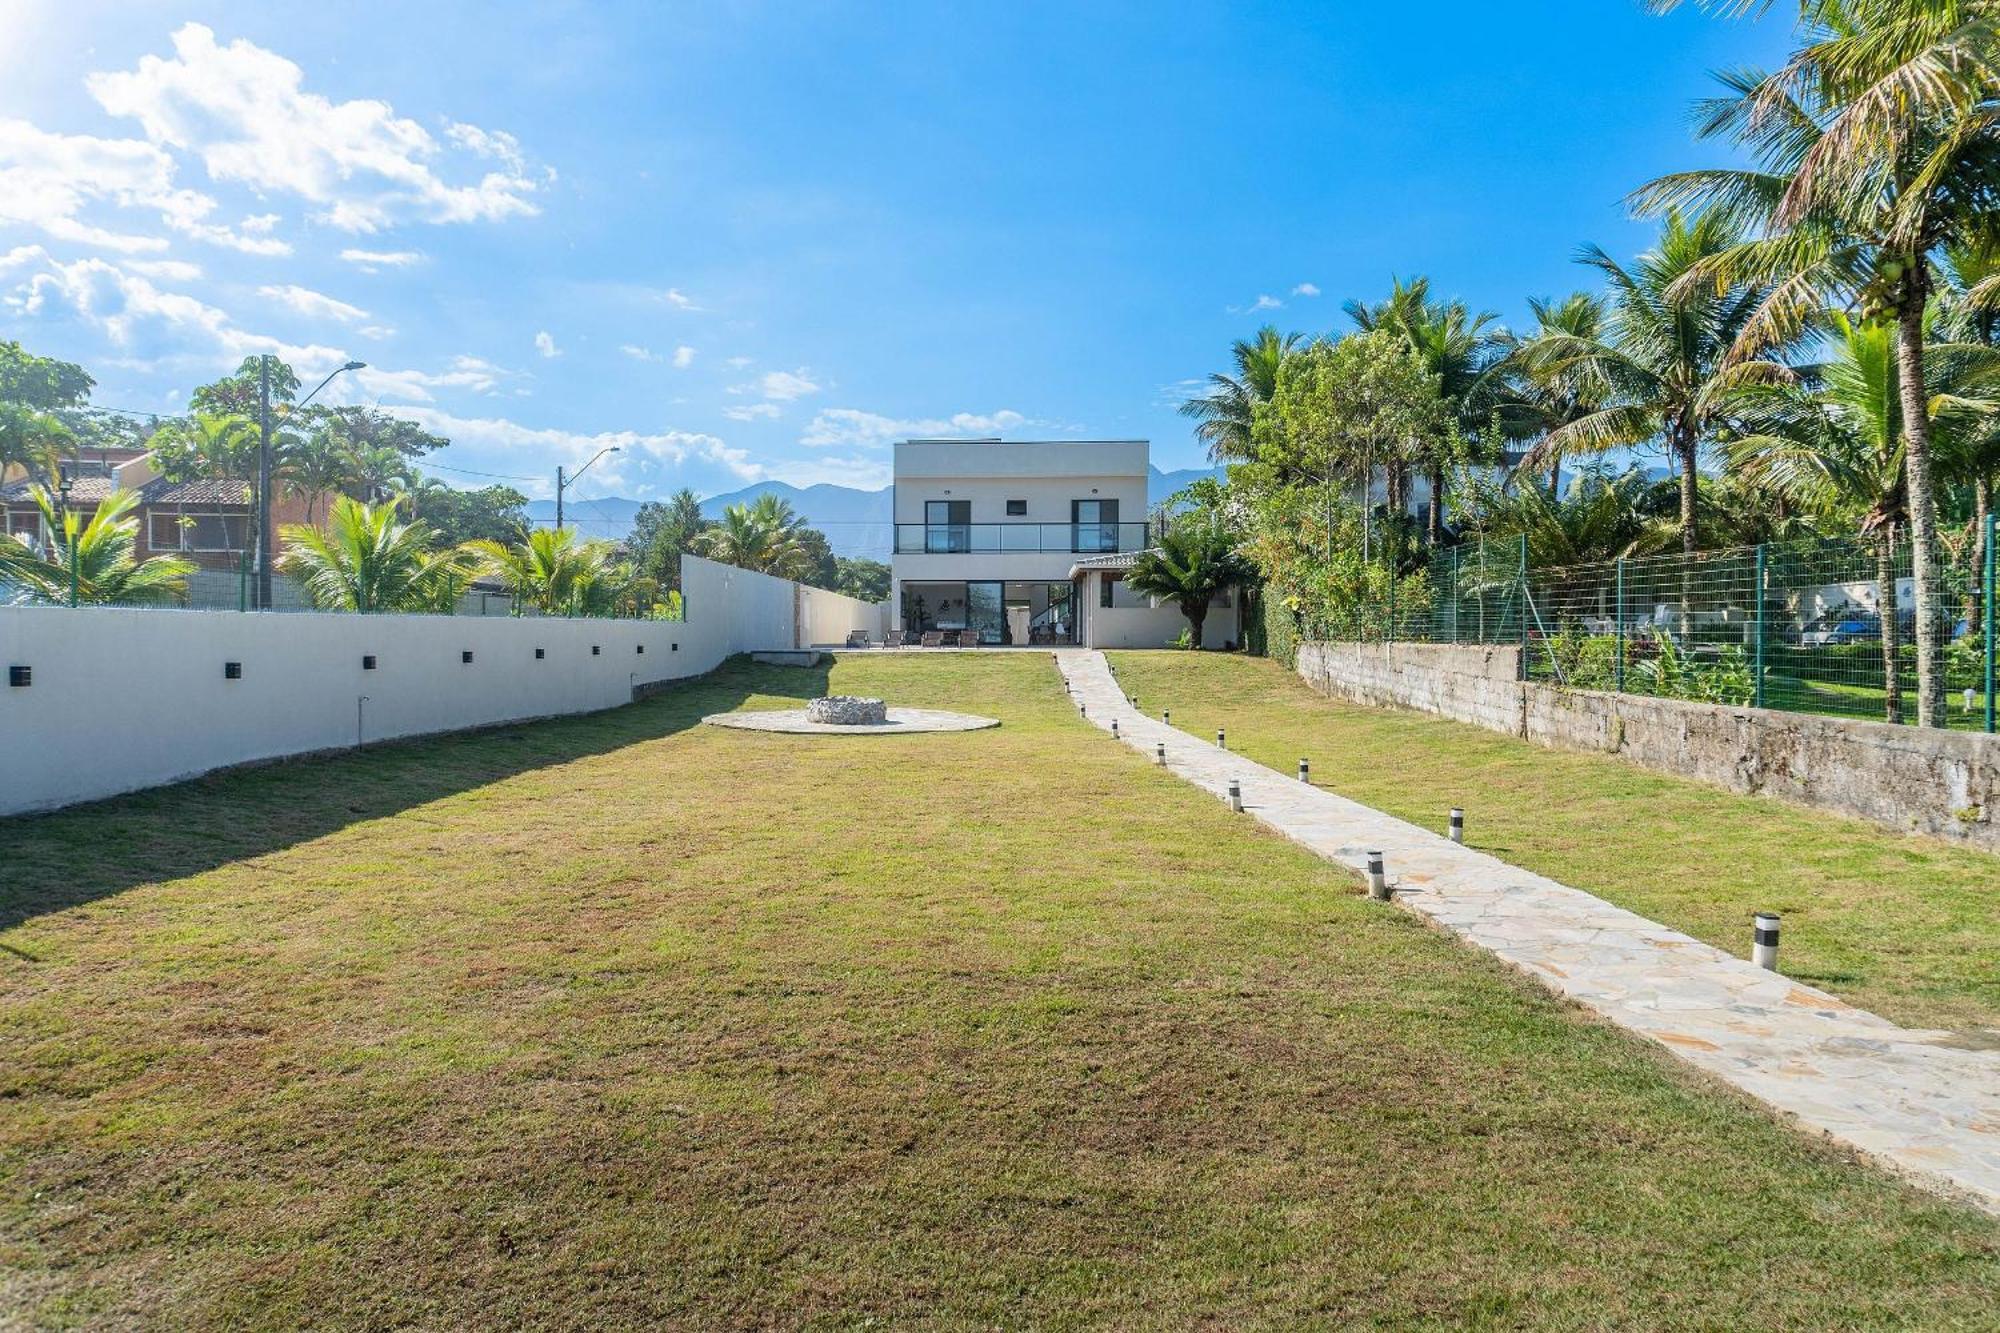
3 652 1997 1329
1109 649 2000 1037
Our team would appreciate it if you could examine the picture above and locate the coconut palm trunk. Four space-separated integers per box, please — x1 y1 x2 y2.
1973 477 1990 648
1895 296 1947 726
1877 528 1903 724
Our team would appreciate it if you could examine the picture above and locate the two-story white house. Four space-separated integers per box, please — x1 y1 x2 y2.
889 437 1240 648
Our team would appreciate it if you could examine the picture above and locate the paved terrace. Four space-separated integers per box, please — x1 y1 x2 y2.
1058 650 2000 1215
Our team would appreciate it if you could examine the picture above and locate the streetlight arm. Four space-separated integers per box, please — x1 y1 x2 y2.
297 360 368 410
571 445 620 483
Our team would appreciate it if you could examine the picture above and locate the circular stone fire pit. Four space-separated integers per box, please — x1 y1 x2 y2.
805 695 888 726
703 695 999 735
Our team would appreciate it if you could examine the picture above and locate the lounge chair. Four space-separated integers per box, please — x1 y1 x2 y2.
882 629 906 648
920 630 944 648
846 629 872 648
953 629 979 648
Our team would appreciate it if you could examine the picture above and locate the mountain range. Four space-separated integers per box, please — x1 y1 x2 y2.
524 465 1222 559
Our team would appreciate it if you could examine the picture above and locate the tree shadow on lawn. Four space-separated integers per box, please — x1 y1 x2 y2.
0 655 830 936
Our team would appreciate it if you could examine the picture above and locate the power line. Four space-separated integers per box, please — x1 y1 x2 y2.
419 460 541 483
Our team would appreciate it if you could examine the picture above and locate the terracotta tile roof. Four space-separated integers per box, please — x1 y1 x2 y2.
0 475 123 505
138 476 255 506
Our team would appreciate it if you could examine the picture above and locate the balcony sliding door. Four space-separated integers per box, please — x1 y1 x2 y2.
1071 499 1118 554
925 500 970 553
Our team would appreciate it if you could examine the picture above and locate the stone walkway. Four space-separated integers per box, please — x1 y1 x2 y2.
1058 650 2000 1216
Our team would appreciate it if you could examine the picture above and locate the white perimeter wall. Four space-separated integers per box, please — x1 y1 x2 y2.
0 555 880 816
797 583 889 646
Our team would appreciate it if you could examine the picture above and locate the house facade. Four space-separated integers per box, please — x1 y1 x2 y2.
889 437 1239 649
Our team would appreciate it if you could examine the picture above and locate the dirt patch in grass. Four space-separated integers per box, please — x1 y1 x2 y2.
1109 648 2000 1038
3 652 1997 1328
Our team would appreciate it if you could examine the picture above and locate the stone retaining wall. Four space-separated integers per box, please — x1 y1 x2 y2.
1294 640 2000 850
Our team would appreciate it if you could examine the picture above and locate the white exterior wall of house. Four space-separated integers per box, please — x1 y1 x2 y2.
890 439 1150 642
0 555 881 816
1072 568 1243 650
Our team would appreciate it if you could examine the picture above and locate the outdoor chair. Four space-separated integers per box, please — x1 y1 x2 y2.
846 629 872 648
921 631 944 648
882 629 906 648
954 629 979 648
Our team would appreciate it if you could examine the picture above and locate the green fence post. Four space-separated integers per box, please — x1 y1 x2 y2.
1754 543 1767 709
1614 558 1625 693
1986 510 1996 733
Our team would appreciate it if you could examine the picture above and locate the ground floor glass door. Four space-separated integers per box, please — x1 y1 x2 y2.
965 581 1004 644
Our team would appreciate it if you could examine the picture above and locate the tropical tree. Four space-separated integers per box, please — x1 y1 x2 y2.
1125 518 1254 649
693 493 811 578
1499 292 1611 497
1516 211 1783 556
148 412 263 486
0 404 73 488
287 429 358 523
1347 277 1505 542
1179 325 1301 463
278 496 474 613
1726 311 2000 719
1941 238 2000 636
629 487 709 588
1632 6 2000 723
1 487 194 606
1455 466 1656 567
467 526 619 615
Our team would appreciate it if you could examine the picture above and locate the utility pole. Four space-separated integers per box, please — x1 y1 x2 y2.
556 465 566 531
556 447 620 534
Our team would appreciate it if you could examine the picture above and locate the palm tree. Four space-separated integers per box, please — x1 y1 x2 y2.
1124 519 1254 649
1727 313 2000 719
467 526 617 615
1457 466 1655 567
1500 293 1611 498
279 495 473 613
1347 278 1505 543
1517 211 1783 556
0 405 72 487
149 412 261 485
287 429 359 523
1942 239 2000 638
693 494 810 578
1179 326 1300 464
1 487 195 606
1632 14 2000 724
348 444 417 503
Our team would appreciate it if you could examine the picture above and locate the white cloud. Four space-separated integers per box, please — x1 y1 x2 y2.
124 257 202 281
1291 282 1320 298
620 343 659 362
257 282 367 322
1247 294 1282 312
753 368 820 401
395 407 762 493
724 355 753 369
357 324 395 340
660 287 701 310
0 116 288 257
798 408 1026 451
723 403 781 422
672 345 695 369
534 329 560 358
339 247 423 270
86 24 543 235
354 354 513 402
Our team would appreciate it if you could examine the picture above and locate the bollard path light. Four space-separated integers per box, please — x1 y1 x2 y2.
1298 758 1310 783
1227 779 1243 813
1162 708 1170 725
1367 851 1390 901
1752 912 1781 970
1156 742 1166 765
1448 808 1464 844
1111 718 1120 738
1217 727 1227 749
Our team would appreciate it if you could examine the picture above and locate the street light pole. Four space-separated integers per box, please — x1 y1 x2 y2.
555 446 620 532
255 356 364 610
58 469 76 607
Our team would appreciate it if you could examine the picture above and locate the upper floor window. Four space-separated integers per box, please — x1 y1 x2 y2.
924 500 970 553
149 511 248 553
1005 499 1026 516
1071 498 1119 554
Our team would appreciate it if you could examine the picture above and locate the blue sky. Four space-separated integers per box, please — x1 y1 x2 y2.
0 1 1791 504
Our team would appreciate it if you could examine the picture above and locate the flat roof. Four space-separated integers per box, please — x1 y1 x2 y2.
897 438 1147 446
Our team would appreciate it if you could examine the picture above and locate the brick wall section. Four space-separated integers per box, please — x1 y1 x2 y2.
1294 640 2000 850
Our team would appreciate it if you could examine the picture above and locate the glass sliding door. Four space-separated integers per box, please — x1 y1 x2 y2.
964 580 1004 644
1071 499 1118 553
925 500 971 553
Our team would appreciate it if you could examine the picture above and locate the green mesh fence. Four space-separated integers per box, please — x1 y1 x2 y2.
1322 519 1999 731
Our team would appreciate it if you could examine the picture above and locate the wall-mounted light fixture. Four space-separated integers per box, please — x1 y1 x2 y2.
535 647 545 659
461 651 474 664
592 645 601 656
362 655 377 670
224 662 243 680
671 643 678 652
636 644 645 655
8 665 29 687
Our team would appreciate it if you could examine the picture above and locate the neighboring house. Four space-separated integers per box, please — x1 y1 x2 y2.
1 451 316 602
889 437 1239 648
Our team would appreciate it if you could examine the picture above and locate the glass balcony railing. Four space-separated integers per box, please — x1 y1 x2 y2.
893 521 1152 555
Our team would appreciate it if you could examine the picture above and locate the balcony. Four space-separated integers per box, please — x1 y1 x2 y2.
894 521 1152 556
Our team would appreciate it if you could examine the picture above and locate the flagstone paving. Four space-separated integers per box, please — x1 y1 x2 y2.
1058 649 2000 1215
